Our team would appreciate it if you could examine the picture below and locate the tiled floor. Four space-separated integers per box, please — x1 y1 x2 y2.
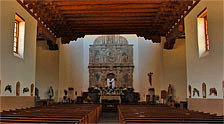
97 111 119 124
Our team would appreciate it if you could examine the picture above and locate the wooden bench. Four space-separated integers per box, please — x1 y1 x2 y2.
118 105 224 124
0 104 102 124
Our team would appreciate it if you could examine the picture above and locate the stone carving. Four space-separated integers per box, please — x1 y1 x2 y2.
209 88 217 96
202 82 206 98
16 81 20 96
193 88 199 97
5 84 12 93
89 35 134 88
23 87 29 93
31 83 34 96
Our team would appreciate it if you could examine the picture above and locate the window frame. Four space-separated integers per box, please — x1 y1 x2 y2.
13 19 19 54
13 13 25 56
197 8 209 52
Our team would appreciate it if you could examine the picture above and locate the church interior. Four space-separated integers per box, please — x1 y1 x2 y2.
0 0 223 123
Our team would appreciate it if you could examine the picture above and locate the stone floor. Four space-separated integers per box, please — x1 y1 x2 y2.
97 111 119 124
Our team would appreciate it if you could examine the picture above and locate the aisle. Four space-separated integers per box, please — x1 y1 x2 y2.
97 111 119 124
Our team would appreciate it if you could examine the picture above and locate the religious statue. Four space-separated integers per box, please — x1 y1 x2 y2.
188 85 192 98
209 88 217 96
5 85 12 93
16 81 20 96
23 87 29 93
148 72 153 86
63 89 68 103
48 86 54 99
202 83 206 98
107 77 115 89
167 84 173 102
35 87 39 98
193 88 200 97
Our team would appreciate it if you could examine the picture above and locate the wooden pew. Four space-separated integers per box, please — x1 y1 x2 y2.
118 105 224 124
0 104 102 124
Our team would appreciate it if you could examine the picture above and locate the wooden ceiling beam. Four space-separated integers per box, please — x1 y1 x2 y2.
164 0 200 49
62 12 157 17
17 0 56 43
66 17 155 21
51 0 162 5
55 4 161 10
60 9 159 14
66 20 165 24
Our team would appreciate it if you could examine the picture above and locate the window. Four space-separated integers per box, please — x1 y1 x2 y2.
197 8 209 57
13 14 25 58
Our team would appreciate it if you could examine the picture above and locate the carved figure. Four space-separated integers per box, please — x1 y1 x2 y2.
5 85 12 93
16 81 20 96
31 84 34 96
48 86 54 99
193 88 200 97
188 85 192 98
167 84 173 102
209 88 217 96
148 72 153 86
106 73 116 89
23 87 29 93
122 52 128 62
202 83 206 98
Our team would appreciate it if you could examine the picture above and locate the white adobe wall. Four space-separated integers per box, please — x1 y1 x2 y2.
185 0 224 115
58 37 85 101
161 38 187 102
0 0 37 110
137 37 163 101
35 40 59 101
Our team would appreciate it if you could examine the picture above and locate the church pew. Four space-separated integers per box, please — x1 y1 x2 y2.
118 105 223 123
0 104 102 124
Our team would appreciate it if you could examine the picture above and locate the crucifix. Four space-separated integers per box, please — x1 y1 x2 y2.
148 72 153 86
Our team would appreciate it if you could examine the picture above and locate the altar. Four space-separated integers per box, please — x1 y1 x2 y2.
100 95 121 104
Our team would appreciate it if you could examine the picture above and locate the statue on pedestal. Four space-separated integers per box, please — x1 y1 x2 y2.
167 84 173 102
48 86 54 100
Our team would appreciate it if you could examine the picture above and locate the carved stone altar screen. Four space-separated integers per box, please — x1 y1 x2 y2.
89 35 134 88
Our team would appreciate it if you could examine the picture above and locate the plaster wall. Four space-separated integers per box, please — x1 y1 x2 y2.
35 40 59 101
59 38 85 101
185 0 224 115
161 38 187 102
0 0 37 110
185 0 223 99
137 37 162 101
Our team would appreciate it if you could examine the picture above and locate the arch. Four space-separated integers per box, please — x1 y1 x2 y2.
106 73 116 80
16 81 20 96
30 83 34 96
93 35 128 45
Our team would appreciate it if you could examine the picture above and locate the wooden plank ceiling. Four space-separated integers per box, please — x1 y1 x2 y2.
17 0 199 48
